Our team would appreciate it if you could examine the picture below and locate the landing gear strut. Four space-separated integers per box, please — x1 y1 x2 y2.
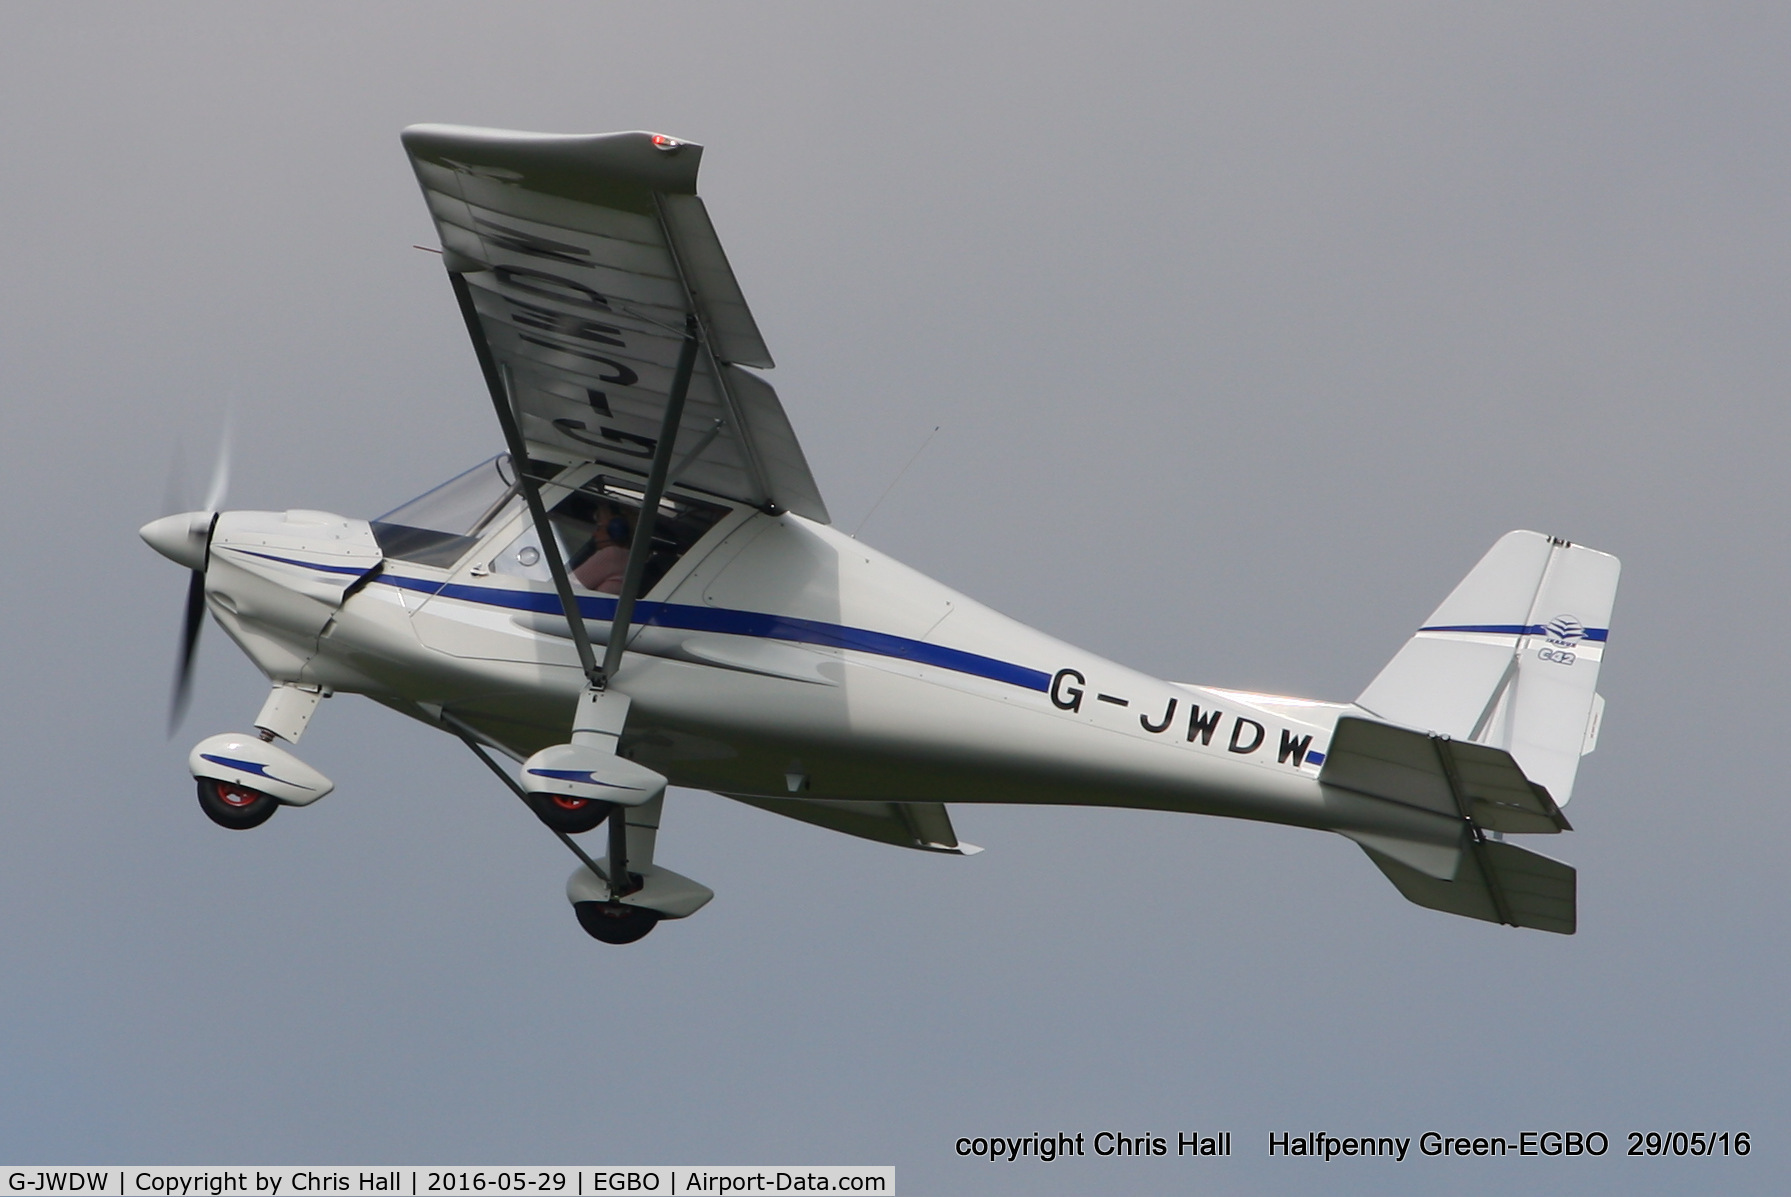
448 709 712 948
186 688 335 830
195 777 279 830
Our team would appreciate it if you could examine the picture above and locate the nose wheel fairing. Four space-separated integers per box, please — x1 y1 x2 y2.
187 732 334 807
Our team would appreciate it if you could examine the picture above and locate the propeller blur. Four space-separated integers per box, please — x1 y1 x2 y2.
147 427 230 734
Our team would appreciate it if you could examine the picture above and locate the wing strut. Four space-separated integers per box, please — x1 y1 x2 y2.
452 258 702 690
443 711 614 887
449 270 603 689
599 313 700 684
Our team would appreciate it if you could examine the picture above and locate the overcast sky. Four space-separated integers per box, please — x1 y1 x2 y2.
2 4 1786 1193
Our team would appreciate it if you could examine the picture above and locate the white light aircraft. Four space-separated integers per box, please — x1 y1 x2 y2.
141 126 1619 943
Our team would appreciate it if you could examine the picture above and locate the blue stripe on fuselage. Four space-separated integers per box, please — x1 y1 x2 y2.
373 572 1053 693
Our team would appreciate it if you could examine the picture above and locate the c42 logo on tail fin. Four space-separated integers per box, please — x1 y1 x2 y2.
1539 614 1585 665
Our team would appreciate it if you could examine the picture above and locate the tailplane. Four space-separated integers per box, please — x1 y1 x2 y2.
1358 831 1576 935
1324 715 1576 933
1327 531 1618 934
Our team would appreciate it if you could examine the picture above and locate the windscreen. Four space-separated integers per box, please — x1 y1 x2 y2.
372 455 520 568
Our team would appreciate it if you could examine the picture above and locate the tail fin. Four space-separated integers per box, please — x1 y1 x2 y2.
1354 530 1619 807
1327 532 1617 934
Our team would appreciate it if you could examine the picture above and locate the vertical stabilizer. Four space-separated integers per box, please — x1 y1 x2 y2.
1354 531 1618 806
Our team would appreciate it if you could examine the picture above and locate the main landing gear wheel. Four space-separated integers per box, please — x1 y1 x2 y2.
574 900 659 944
195 777 279 830
526 793 615 835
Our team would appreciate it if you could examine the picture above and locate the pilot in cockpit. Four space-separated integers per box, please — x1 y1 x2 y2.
572 505 631 594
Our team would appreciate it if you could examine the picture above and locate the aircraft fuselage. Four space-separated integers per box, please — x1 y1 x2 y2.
196 496 1454 850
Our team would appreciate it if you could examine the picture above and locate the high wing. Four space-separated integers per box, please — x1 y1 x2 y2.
401 124 828 522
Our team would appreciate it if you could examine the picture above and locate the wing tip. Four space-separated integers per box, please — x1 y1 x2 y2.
400 124 704 195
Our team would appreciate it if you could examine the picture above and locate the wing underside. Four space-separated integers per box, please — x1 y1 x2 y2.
402 124 827 522
724 794 979 854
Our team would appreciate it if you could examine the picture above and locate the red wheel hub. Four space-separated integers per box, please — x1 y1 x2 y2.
550 794 589 811
216 782 263 809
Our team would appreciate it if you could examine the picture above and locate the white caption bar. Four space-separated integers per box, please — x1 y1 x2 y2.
3 1171 893 1197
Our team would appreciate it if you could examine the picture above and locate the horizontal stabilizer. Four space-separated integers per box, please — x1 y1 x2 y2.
724 794 980 854
1322 715 1569 834
1356 835 1576 935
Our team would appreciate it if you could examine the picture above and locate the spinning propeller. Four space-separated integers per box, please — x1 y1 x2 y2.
141 430 231 734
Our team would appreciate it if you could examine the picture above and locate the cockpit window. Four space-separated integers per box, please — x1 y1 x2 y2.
491 475 730 595
372 455 525 568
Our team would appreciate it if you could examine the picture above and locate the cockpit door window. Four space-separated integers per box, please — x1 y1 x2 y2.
487 474 730 596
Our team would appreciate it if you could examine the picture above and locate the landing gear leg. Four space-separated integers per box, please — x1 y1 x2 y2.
607 795 633 894
447 714 707 946
570 794 656 941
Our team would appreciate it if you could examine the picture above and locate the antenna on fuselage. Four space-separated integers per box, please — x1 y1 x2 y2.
851 424 941 540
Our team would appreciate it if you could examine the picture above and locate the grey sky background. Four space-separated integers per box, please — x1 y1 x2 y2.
1 3 1785 1192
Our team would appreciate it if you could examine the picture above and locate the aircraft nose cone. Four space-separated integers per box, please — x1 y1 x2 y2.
140 512 212 571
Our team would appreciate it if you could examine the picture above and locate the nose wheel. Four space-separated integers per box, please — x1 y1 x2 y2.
195 777 279 830
526 793 615 835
